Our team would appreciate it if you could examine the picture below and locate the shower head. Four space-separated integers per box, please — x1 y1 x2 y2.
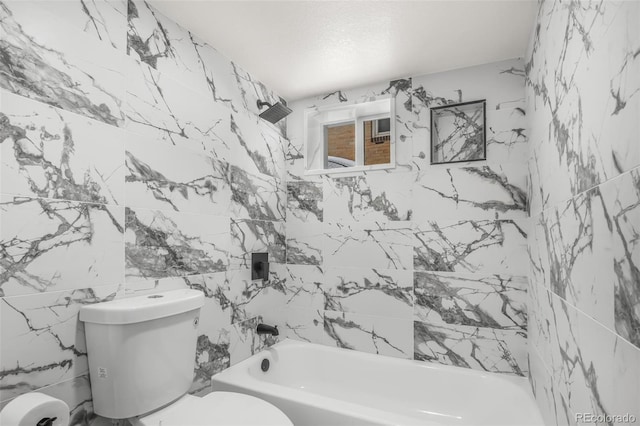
257 99 292 124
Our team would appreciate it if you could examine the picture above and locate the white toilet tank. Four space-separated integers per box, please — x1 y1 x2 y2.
79 290 205 420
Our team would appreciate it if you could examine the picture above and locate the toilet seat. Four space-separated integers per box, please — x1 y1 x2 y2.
134 392 293 426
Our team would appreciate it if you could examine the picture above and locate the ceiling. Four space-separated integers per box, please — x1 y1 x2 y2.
149 0 538 101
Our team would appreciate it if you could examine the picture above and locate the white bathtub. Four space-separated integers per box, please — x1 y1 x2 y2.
211 339 544 426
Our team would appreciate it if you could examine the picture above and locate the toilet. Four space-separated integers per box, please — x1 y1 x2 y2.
78 289 293 426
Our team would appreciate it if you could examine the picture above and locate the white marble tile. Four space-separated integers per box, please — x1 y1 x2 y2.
127 0 209 93
124 132 232 216
0 196 124 296
281 307 324 345
411 58 526 169
228 165 286 222
229 219 285 269
285 218 323 266
323 172 414 222
601 169 640 348
413 163 527 220
229 316 278 366
269 263 324 310
0 286 118 402
323 221 413 270
324 311 413 359
124 58 231 158
7 0 127 52
414 272 527 330
527 0 640 214
286 181 323 265
414 320 527 376
125 208 229 280
527 348 565 426
1 89 125 206
535 186 617 331
613 337 640 423
323 267 413 318
226 268 287 324
229 111 286 182
413 218 528 275
1 2 126 126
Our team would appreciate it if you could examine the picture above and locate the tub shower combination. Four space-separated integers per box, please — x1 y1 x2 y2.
212 340 544 426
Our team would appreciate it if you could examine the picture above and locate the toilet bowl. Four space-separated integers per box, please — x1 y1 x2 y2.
132 392 292 426
79 290 292 426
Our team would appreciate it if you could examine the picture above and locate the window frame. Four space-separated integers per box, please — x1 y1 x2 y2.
304 95 396 176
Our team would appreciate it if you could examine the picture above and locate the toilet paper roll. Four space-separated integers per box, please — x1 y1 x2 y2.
0 392 69 426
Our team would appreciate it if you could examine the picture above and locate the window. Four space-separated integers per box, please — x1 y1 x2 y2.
304 95 395 175
372 118 391 137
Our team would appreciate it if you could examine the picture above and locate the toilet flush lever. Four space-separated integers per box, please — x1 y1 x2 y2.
37 417 57 426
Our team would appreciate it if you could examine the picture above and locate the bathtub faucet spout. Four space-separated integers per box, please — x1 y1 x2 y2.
257 323 279 336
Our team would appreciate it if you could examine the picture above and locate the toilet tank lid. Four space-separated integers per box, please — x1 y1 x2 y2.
79 290 205 324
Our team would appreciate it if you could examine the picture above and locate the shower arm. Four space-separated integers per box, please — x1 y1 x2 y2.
257 100 273 110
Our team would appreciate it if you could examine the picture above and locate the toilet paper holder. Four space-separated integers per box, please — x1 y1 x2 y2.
0 392 70 426
37 417 57 426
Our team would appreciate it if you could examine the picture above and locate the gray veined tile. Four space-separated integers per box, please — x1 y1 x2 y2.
6 0 128 52
485 102 528 165
226 268 288 324
527 1 640 212
229 219 286 269
430 102 485 163
124 208 229 280
324 311 413 359
600 168 640 348
527 348 565 426
525 283 554 369
127 0 208 93
0 2 125 127
323 221 414 270
536 292 616 422
0 286 118 402
269 264 324 310
228 165 286 222
413 321 527 376
323 172 414 222
229 316 278 366
1 90 126 206
281 307 324 345
612 336 640 422
230 62 285 134
413 219 528 275
0 196 125 297
534 185 617 331
412 164 527 221
191 330 230 396
124 132 232 216
189 34 244 114
287 181 323 223
412 59 525 118
285 221 323 266
411 58 526 169
323 267 414 318
229 112 287 182
286 181 323 265
124 58 232 158
414 272 527 330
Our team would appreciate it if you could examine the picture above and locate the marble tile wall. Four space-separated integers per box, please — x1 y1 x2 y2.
526 0 640 425
281 58 531 376
0 0 287 422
